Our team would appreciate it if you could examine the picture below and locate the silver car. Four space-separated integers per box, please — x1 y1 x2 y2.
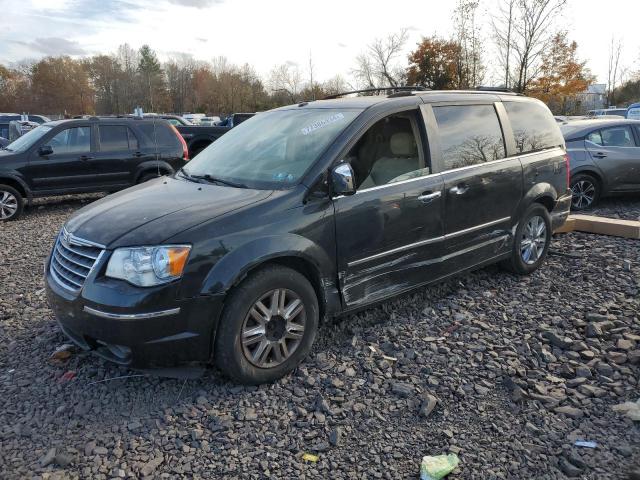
562 119 640 209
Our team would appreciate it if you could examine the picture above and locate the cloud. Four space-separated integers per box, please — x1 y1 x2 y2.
168 0 224 8
337 42 348 48
13 37 87 56
196 37 208 43
285 60 299 67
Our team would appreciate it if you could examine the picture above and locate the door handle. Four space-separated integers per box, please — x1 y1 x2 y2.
417 191 442 204
134 151 144 157
593 152 607 158
79 155 93 161
449 183 469 195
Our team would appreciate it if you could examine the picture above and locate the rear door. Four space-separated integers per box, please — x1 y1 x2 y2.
90 124 138 187
333 107 446 308
428 102 521 273
26 124 94 192
585 125 640 191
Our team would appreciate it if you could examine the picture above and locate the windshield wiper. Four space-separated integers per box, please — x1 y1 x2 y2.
191 173 248 189
178 169 204 183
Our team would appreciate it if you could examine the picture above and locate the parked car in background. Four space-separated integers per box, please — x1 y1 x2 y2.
216 113 254 128
0 136 8 148
562 119 640 209
587 108 628 118
0 113 51 124
182 113 206 124
199 116 222 126
45 89 570 384
175 112 255 158
0 116 188 220
141 114 193 126
627 103 640 120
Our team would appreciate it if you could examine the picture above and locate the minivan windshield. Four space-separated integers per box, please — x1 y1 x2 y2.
182 108 361 189
3 125 52 152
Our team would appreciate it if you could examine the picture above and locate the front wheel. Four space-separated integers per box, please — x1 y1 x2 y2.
214 265 319 384
0 184 24 221
502 204 551 275
570 173 600 210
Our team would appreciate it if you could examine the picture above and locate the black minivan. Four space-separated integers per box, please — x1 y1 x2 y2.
0 117 188 220
45 90 571 384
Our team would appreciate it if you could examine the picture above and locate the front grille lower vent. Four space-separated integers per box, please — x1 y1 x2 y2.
50 229 103 292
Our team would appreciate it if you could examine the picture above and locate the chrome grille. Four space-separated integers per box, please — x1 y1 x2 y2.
50 228 104 292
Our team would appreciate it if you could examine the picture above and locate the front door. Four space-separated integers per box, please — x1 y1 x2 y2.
26 124 94 193
586 125 640 191
333 109 446 308
429 103 522 272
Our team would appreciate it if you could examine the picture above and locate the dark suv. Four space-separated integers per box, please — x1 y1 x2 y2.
0 117 189 220
45 89 571 384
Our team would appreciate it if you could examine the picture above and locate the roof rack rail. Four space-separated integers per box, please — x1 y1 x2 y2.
475 86 521 94
323 86 428 100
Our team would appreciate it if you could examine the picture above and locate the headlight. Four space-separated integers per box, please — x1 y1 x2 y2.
106 245 191 287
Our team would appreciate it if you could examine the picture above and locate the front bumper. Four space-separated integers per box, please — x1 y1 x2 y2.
45 254 225 369
551 190 572 232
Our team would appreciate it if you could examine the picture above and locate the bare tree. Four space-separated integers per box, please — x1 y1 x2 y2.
492 0 567 92
511 0 567 92
268 63 304 103
352 29 409 88
607 37 623 106
491 0 516 88
454 0 485 87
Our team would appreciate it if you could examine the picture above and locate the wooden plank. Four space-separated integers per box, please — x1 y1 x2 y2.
554 214 640 239
553 217 576 234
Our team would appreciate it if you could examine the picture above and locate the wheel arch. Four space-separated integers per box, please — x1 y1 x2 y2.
516 182 557 218
0 174 31 202
201 234 341 319
134 161 175 183
571 168 604 192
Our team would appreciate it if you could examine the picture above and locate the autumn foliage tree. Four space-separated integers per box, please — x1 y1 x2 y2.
527 32 594 114
406 37 466 89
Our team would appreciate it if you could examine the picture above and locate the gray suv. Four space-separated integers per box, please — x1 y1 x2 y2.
562 119 640 209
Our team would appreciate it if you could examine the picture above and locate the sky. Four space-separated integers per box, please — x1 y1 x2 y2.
1 0 638 87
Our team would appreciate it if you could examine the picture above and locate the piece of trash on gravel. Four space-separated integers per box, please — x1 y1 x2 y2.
612 399 640 421
420 453 459 480
302 453 319 463
574 440 598 448
59 371 77 383
50 344 75 361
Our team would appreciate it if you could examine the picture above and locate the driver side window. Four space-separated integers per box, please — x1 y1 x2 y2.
49 127 91 154
347 112 427 190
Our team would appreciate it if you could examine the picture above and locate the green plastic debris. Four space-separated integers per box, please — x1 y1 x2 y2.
420 453 459 480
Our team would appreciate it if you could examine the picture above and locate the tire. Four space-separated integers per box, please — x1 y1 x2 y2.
138 172 163 184
502 203 552 275
570 173 600 210
0 184 24 221
214 265 319 385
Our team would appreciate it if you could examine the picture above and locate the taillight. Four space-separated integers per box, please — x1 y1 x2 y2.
170 124 189 161
564 153 570 189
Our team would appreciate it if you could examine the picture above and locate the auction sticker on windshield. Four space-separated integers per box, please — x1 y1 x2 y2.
301 113 345 135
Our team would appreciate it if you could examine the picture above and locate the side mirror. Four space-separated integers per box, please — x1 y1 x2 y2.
331 162 356 196
39 145 53 156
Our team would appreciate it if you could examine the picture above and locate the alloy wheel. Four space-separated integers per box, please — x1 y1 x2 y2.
520 215 547 265
571 180 595 209
241 288 306 368
0 190 18 220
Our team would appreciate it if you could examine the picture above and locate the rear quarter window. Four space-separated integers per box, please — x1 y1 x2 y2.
137 123 180 149
504 101 564 154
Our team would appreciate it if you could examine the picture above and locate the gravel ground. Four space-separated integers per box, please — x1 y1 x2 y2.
589 195 640 221
1 195 639 479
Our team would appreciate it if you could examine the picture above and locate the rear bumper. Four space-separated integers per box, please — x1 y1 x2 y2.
45 260 225 369
551 190 572 231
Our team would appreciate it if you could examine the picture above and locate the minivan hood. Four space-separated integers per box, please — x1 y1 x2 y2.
66 176 272 247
